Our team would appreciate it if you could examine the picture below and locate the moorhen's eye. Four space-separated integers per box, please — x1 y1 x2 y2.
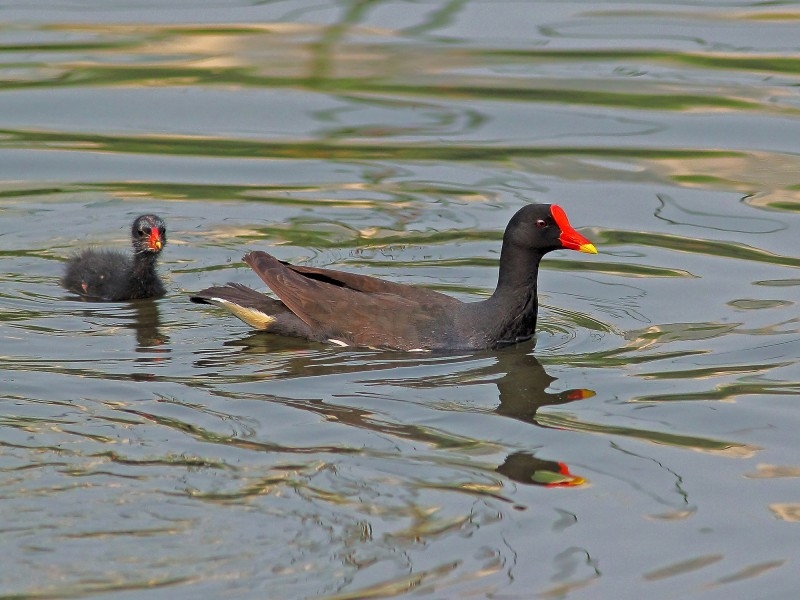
138 227 149 237
535 219 547 229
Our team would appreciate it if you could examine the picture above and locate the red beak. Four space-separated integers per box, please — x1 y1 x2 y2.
149 229 163 251
551 205 597 254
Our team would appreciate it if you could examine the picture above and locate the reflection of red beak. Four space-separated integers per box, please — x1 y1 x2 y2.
566 389 596 402
149 229 163 251
546 462 587 488
552 205 597 254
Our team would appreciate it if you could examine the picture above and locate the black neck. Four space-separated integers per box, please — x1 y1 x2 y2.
132 251 158 274
485 242 545 344
128 252 162 297
494 239 543 294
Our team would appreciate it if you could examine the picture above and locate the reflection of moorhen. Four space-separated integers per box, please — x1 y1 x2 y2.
191 204 596 351
191 337 593 487
497 451 585 488
490 351 593 486
418 348 593 486
62 215 167 301
130 301 169 352
492 349 594 425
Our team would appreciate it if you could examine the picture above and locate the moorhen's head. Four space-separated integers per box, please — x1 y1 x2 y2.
131 214 167 255
504 204 597 256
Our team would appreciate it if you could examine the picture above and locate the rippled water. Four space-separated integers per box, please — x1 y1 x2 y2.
2 1 800 598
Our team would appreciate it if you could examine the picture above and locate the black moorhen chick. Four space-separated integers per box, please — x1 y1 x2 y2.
191 204 596 351
62 214 167 301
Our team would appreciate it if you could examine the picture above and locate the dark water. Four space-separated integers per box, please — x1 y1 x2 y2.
2 1 800 598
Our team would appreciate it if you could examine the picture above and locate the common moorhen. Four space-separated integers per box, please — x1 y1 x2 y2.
191 204 596 351
62 214 167 301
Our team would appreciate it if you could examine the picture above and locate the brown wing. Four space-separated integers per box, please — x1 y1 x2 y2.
284 261 461 307
243 251 461 350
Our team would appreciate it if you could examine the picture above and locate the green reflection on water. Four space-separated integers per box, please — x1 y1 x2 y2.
536 412 755 455
601 230 800 268
634 380 800 403
0 127 744 162
4 45 796 113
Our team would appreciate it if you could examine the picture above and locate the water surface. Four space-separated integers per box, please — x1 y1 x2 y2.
2 1 800 598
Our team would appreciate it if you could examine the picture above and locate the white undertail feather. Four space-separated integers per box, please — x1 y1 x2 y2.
211 298 276 330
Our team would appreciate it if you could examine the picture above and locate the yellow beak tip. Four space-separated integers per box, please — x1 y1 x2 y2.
580 243 598 255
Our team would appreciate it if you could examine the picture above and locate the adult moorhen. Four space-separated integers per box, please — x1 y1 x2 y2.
191 204 596 351
62 214 167 301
